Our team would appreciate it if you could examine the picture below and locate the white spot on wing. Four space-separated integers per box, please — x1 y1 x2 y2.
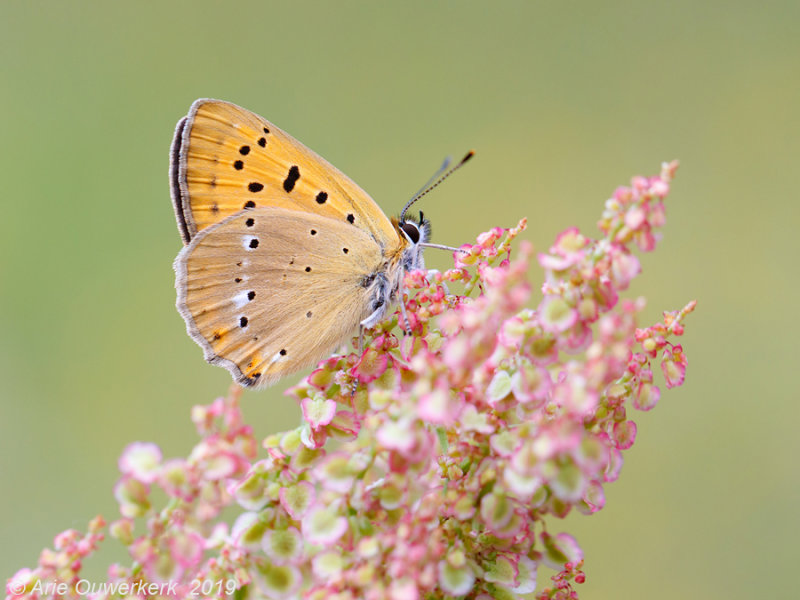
232 291 250 308
269 351 287 365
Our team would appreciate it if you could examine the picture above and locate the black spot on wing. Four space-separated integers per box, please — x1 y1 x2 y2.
347 213 355 224
246 218 255 227
247 291 256 300
280 349 287 356
234 160 244 170
283 166 300 192
239 145 250 155
249 238 259 249
258 137 267 147
248 182 264 193
316 191 328 204
240 316 248 327
305 266 312 272
244 201 256 209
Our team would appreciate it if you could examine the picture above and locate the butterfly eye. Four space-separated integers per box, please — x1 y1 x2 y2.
400 221 421 244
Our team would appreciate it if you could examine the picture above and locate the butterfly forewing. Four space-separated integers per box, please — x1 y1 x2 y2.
175 207 382 387
171 99 399 249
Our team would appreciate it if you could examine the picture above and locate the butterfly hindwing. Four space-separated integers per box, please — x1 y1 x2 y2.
170 99 398 248
174 207 383 387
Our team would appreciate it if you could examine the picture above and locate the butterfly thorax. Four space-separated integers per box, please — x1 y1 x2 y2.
360 213 430 328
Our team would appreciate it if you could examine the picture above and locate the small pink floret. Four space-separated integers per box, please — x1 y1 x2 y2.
418 387 461 425
662 344 687 388
650 179 669 197
389 579 419 600
625 206 646 229
280 481 315 520
168 530 204 568
354 348 389 382
377 418 416 453
301 396 337 430
613 420 637 450
199 450 242 480
118 442 162 484
302 505 348 546
539 296 578 333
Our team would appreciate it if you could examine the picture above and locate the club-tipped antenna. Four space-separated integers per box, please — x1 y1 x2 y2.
400 150 474 221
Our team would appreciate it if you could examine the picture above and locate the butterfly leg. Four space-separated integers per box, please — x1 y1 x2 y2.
398 279 412 334
351 325 364 397
349 327 364 432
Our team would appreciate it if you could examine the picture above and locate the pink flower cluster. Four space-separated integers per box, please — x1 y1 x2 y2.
7 162 694 600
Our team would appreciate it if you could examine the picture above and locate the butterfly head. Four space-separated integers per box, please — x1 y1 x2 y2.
398 211 430 245
395 211 430 271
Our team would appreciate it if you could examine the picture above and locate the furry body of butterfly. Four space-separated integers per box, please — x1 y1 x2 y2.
171 99 430 388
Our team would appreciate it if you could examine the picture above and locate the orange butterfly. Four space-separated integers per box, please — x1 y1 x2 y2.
171 99 468 388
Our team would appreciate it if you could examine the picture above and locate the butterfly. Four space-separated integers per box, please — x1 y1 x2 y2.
171 99 470 388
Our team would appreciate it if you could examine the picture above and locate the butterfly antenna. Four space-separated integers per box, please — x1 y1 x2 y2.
400 150 474 221
410 155 452 199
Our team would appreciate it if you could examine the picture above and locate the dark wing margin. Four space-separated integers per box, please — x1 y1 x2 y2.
170 114 192 245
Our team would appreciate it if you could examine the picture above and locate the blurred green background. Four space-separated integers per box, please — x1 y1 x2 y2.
1 1 798 597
